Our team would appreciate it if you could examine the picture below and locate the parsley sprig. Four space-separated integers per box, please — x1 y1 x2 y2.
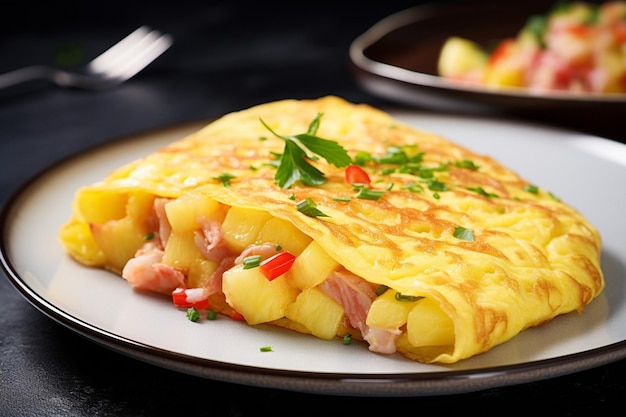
260 113 351 188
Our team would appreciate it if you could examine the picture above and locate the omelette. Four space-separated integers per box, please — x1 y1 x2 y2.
58 96 603 364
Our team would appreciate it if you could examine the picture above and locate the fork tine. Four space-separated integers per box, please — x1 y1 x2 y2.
101 31 173 80
87 26 154 73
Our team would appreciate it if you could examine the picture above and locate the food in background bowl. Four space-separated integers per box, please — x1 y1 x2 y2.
438 1 626 94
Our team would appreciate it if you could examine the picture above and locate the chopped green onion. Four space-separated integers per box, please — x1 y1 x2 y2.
401 182 424 193
453 226 475 241
343 334 353 345
455 159 480 170
243 255 261 269
375 285 389 296
425 179 448 192
260 346 273 352
468 186 498 198
296 198 329 217
143 232 155 241
394 292 423 302
355 187 385 201
207 309 218 320
186 307 200 322
332 196 352 202
524 184 539 194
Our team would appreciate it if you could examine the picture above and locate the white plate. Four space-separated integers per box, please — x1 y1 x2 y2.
2 112 626 396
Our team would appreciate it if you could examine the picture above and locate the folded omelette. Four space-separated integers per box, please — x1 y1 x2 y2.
59 96 603 364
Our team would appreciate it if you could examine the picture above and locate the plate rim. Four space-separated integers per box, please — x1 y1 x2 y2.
2 116 626 397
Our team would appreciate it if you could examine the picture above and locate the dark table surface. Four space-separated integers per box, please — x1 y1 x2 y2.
1 1 625 415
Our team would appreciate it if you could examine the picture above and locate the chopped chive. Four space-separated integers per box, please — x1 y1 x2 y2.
207 309 218 320
375 285 389 296
524 184 539 194
296 198 330 217
343 334 353 345
260 346 273 352
453 226 475 241
332 196 352 202
186 307 200 322
143 232 155 240
467 186 498 198
355 187 385 201
394 292 423 302
455 159 480 170
243 255 261 269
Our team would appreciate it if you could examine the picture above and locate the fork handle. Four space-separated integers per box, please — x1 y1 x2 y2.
0 65 56 90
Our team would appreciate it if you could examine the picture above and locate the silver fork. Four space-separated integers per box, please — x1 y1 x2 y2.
0 26 173 90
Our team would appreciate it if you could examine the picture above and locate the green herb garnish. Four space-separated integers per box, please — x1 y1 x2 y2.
261 113 351 188
355 187 385 201
524 184 539 194
453 226 475 241
296 198 329 217
343 334 353 345
375 285 389 296
242 255 261 269
260 346 273 352
215 172 236 187
468 186 498 198
186 307 200 322
394 292 424 302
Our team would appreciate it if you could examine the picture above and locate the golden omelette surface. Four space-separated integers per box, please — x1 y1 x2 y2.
61 96 603 363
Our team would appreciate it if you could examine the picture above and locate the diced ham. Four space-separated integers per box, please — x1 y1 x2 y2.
319 270 377 334
363 327 402 354
122 242 185 294
194 217 233 262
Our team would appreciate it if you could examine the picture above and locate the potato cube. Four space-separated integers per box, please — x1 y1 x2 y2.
165 194 225 233
286 240 339 290
162 230 203 270
285 287 344 340
90 217 150 273
438 36 487 78
222 264 299 325
366 289 421 330
221 207 273 252
406 298 455 347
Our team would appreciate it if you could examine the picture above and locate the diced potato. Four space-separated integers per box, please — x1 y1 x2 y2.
187 258 219 289
438 36 488 78
366 289 421 330
165 194 225 233
88 192 155 272
163 230 219 288
255 217 312 255
76 189 128 224
406 298 455 347
222 264 299 325
285 287 344 340
162 230 203 270
221 207 273 252
285 240 339 290
90 217 150 272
